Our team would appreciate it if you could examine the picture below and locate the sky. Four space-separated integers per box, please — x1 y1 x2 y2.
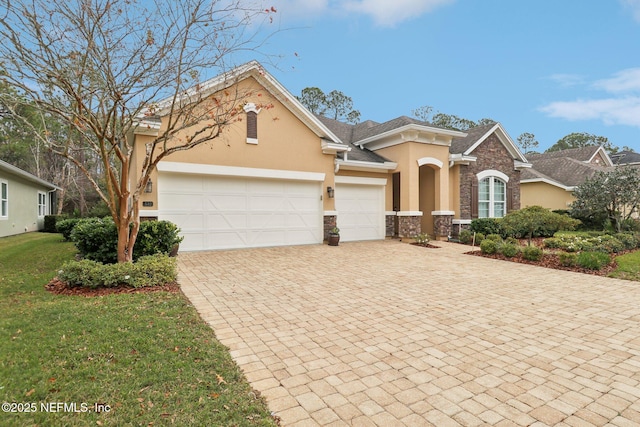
244 0 640 152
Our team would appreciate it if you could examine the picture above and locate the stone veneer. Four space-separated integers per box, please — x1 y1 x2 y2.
433 214 453 239
397 215 421 238
459 133 521 220
385 214 396 237
323 215 337 241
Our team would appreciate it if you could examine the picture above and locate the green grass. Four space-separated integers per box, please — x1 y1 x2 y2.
0 233 276 426
610 250 640 281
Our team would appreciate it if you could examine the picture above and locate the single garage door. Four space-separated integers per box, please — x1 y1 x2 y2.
158 172 323 251
335 181 385 242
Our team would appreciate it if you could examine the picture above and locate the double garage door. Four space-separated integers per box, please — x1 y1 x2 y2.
158 170 324 251
157 165 386 251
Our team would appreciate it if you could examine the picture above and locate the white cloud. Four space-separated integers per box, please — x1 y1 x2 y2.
620 0 640 22
593 68 640 93
342 0 454 27
268 0 454 26
547 74 585 88
540 97 640 127
540 67 640 127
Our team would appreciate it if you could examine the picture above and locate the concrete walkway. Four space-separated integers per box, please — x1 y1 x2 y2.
178 240 640 426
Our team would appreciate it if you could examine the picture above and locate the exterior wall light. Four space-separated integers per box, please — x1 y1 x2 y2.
327 186 335 198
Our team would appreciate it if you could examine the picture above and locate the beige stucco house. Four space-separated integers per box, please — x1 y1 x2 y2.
0 159 59 237
520 146 613 211
131 61 530 251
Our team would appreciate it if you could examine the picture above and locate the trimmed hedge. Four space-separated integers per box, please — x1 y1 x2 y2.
58 254 177 288
522 246 543 261
44 215 67 233
56 218 83 241
470 218 502 236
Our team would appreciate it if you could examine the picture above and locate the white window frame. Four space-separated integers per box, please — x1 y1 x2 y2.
0 180 7 219
38 191 47 217
476 170 509 219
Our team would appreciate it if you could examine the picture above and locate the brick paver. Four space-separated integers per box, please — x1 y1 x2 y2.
178 240 640 426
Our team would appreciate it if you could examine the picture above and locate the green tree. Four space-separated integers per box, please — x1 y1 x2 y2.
571 167 640 232
546 132 616 153
0 0 275 262
501 206 579 245
297 88 361 124
516 132 539 154
411 105 494 131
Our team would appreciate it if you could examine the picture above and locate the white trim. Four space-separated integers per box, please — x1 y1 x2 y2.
0 179 7 219
587 146 614 167
396 211 423 217
477 169 510 183
335 159 397 173
157 161 326 182
449 153 477 165
385 211 398 216
243 103 262 114
520 178 575 192
431 210 455 216
514 160 533 170
453 219 472 225
322 140 350 154
139 210 160 217
334 176 387 186
417 157 444 169
37 191 47 218
246 137 259 145
323 211 338 216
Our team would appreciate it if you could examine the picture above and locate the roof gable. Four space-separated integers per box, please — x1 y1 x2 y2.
527 146 613 166
141 61 343 145
451 122 528 163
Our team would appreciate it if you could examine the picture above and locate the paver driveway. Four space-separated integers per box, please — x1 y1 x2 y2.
178 240 640 426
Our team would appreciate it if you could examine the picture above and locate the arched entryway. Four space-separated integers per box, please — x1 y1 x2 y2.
418 157 442 237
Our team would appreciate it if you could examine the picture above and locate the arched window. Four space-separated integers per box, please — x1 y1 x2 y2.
478 176 506 218
474 170 509 218
243 103 261 144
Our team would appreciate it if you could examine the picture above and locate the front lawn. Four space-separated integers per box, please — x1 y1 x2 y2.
0 233 276 426
609 250 640 281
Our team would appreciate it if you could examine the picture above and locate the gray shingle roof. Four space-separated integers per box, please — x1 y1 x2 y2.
526 146 601 163
315 115 392 163
449 123 496 155
611 150 640 165
523 152 612 188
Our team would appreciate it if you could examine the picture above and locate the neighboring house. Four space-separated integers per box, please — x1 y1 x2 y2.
520 146 613 211
611 150 640 167
131 61 530 251
0 159 59 238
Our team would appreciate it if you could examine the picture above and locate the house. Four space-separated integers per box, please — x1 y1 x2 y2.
0 159 59 237
520 146 613 211
131 61 530 251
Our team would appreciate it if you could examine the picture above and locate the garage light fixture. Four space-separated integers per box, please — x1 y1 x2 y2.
327 186 334 198
145 179 153 193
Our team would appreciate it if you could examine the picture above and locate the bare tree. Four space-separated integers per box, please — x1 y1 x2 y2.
0 0 276 262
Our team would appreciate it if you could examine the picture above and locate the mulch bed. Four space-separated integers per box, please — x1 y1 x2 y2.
45 278 180 297
411 242 441 249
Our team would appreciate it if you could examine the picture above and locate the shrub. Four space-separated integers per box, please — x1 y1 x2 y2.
501 206 581 242
470 218 502 236
505 236 519 245
58 254 177 288
485 234 503 242
56 218 83 241
474 233 485 244
44 215 67 233
500 243 519 258
522 245 543 261
543 237 562 249
413 233 431 246
558 252 577 267
613 233 637 251
70 217 118 264
459 229 473 244
576 251 611 270
480 239 499 255
133 220 184 261
57 259 103 288
592 235 624 254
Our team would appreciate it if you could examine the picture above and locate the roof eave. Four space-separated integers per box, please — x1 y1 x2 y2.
355 124 466 150
0 160 60 190
336 159 398 173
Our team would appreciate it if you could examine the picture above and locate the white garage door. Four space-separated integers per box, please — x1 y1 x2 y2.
335 182 385 242
158 172 323 251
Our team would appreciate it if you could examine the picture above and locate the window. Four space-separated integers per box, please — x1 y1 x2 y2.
1 180 7 218
478 176 506 218
38 191 47 217
243 103 261 144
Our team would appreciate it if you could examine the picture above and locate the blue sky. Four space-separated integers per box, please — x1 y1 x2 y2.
249 0 640 152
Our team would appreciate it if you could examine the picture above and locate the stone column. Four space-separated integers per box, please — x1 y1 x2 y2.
432 211 454 240
397 212 423 238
